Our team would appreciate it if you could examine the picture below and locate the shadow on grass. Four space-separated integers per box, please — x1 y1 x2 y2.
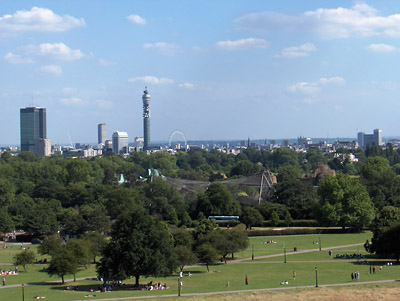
51 283 169 292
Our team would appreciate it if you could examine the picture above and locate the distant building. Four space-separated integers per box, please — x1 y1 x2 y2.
282 139 290 147
135 136 144 148
104 140 113 152
357 132 364 147
20 107 50 155
142 87 151 151
298 136 312 148
357 129 383 147
374 129 382 146
98 123 106 145
112 131 129 154
35 138 51 157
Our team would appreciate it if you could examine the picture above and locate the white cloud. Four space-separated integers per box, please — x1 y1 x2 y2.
143 42 180 56
287 76 345 96
95 99 113 109
60 97 83 105
367 43 397 53
98 58 115 66
235 3 400 39
3 52 34 64
178 83 194 89
276 43 316 58
5 43 85 64
215 38 268 50
0 7 85 33
40 64 62 75
126 14 147 25
39 43 84 60
62 87 77 94
287 82 319 95
128 76 174 85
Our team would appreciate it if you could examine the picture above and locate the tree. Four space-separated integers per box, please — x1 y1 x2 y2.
274 179 317 219
0 209 14 234
258 202 289 221
193 214 217 241
47 252 77 284
277 165 303 182
143 178 186 220
208 228 249 262
24 203 59 237
38 235 64 257
14 249 36 271
368 224 400 262
175 245 198 271
66 239 91 281
196 243 218 272
81 232 107 264
370 206 400 236
317 174 375 230
360 157 400 209
241 207 263 229
270 211 280 227
284 211 293 226
80 204 110 233
97 207 177 285
195 182 241 217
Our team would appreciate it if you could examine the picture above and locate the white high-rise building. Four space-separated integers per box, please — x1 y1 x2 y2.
112 131 129 154
98 123 107 145
374 129 383 146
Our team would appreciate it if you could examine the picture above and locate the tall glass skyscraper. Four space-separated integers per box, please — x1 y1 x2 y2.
20 107 47 152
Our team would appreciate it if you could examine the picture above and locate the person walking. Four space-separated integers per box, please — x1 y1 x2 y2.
2 277 5 286
373 266 376 273
245 275 248 285
351 272 354 281
293 271 296 280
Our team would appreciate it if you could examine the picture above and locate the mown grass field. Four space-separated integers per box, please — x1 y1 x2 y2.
1 231 399 300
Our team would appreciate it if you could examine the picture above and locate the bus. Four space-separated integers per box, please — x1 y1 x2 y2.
208 216 240 222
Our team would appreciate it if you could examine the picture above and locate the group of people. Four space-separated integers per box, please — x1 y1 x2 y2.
142 282 167 291
351 271 361 281
335 253 364 259
0 267 18 276
264 240 276 244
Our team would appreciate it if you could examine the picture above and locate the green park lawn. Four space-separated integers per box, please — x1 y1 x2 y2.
1 231 399 300
0 243 49 264
235 231 372 260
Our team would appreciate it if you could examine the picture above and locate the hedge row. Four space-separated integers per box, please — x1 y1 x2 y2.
246 228 360 237
262 219 319 227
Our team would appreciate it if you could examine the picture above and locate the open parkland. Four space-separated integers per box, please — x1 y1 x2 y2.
1 230 400 300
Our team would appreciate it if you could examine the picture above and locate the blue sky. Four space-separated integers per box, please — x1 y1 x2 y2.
2 1 400 145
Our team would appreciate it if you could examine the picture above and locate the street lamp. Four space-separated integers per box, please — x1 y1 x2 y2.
319 237 321 251
315 267 318 287
178 277 182 297
283 244 287 264
22 283 25 301
252 245 254 260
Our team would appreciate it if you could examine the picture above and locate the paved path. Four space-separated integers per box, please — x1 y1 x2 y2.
231 243 365 263
72 279 400 301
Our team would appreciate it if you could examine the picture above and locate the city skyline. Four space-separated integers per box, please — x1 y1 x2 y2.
2 1 400 145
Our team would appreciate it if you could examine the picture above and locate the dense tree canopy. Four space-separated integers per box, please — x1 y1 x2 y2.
317 174 375 230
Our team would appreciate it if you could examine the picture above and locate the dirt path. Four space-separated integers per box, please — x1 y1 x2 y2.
231 243 365 263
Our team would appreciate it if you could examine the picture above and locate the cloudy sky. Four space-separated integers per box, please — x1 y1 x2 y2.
2 1 400 145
